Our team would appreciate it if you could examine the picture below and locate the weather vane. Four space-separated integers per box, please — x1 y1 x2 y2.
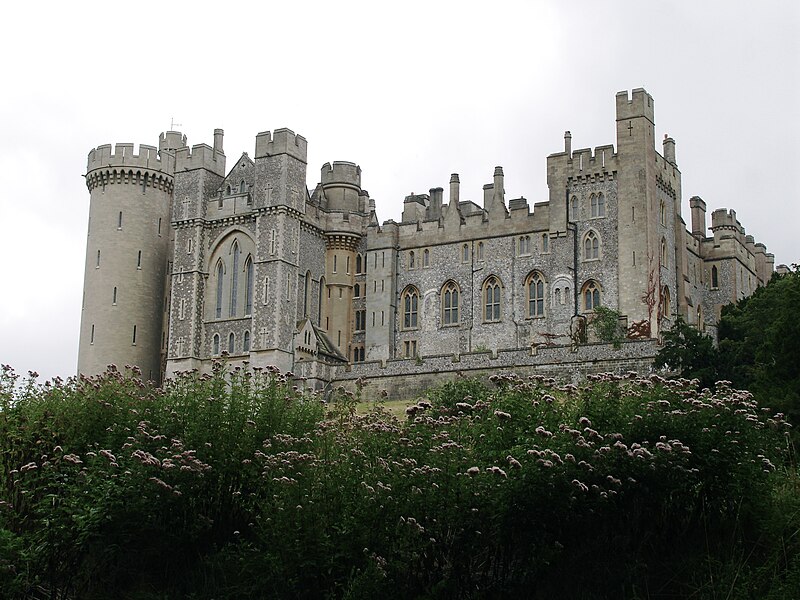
170 117 183 130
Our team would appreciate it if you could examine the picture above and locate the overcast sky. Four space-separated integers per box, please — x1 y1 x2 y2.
1 0 797 382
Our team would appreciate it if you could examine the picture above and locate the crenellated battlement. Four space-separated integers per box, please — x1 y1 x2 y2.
174 143 226 176
616 88 654 123
255 128 307 162
87 142 171 174
547 143 618 180
159 131 187 153
321 161 361 188
710 208 743 233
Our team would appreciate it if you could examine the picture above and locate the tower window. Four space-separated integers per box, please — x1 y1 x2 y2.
243 330 251 352
483 276 502 322
215 261 224 319
441 281 460 325
423 249 430 267
132 325 137 345
90 324 95 344
229 242 240 317
118 211 123 229
526 272 545 318
112 286 117 305
245 258 254 315
402 287 419 329
711 265 719 289
582 280 601 311
591 193 606 218
583 231 600 260
137 250 142 269
228 332 235 354
213 334 220 355
96 250 100 268
541 234 550 253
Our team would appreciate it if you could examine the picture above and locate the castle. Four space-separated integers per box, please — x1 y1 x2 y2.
77 88 776 394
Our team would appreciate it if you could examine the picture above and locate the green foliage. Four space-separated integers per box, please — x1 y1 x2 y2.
0 364 798 598
658 268 800 431
655 315 719 388
590 306 625 348
717 267 800 424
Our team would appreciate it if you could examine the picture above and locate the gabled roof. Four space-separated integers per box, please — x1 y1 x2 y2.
296 318 347 364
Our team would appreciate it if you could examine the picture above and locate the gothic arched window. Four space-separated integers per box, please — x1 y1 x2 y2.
441 281 460 325
212 334 220 355
228 332 235 354
215 261 224 319
583 230 600 260
243 330 251 352
661 286 671 318
229 242 240 317
711 265 719 289
483 276 502 322
591 193 606 217
423 249 430 267
526 271 545 318
582 280 601 311
402 286 419 329
245 257 254 315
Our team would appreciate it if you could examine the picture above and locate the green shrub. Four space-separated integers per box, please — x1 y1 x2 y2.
0 364 796 598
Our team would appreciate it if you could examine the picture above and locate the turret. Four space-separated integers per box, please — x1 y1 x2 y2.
319 161 363 213
78 135 178 382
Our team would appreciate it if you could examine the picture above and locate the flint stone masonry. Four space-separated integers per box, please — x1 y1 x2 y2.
78 89 776 391
334 340 660 400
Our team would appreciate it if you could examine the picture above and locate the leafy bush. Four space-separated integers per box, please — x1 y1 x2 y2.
0 364 797 598
590 306 625 348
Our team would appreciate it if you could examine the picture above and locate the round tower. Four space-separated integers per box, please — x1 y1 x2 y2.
77 133 183 382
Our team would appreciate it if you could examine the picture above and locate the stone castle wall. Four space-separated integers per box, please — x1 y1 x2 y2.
332 339 660 400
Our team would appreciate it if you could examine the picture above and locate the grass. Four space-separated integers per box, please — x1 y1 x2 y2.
355 397 413 418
